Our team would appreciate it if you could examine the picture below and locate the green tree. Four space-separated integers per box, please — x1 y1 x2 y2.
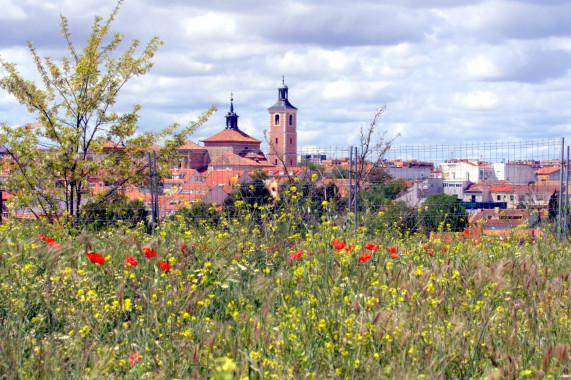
79 193 149 230
171 201 220 229
359 179 407 209
223 179 274 220
0 1 215 222
420 193 468 232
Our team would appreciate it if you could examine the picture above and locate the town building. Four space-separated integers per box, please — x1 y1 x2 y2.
268 78 298 168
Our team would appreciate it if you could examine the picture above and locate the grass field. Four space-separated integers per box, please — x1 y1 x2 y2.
0 212 569 379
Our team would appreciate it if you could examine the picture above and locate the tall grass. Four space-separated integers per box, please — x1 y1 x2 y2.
0 199 569 379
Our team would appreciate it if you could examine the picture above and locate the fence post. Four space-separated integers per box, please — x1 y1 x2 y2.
565 145 570 236
354 146 358 226
148 152 156 227
349 146 353 221
558 138 564 239
152 150 160 226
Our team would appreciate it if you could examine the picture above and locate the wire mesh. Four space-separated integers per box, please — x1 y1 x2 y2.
1 138 567 238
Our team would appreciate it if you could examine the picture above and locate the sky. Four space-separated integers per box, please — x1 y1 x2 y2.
1 0 570 154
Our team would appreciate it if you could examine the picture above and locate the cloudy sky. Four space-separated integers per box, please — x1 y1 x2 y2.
1 0 570 153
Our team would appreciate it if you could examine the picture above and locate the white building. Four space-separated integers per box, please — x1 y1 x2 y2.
492 163 536 184
441 161 496 182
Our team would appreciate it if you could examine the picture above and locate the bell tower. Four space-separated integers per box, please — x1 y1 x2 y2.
268 77 297 168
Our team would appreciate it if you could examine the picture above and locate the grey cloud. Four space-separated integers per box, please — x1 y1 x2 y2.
245 5 435 47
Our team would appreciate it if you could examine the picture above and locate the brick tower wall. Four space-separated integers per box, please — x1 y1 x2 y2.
269 110 297 168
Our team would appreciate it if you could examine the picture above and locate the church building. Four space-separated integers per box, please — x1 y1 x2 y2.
268 78 298 168
177 79 298 171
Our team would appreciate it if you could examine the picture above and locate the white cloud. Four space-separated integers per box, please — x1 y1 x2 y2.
183 12 237 41
0 0 26 20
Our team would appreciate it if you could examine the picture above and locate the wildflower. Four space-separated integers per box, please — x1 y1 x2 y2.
181 244 187 253
365 243 379 251
390 252 399 259
289 250 302 260
125 256 138 267
359 252 372 264
143 247 157 258
39 233 46 241
387 246 397 255
463 229 470 236
442 247 447 252
86 252 105 266
158 261 172 272
44 237 61 248
332 240 346 251
128 351 140 367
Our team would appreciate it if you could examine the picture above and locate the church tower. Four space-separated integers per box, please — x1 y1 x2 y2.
268 77 297 168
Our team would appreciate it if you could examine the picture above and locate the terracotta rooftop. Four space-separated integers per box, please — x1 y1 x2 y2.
178 140 206 150
209 152 264 168
535 167 560 175
202 129 261 144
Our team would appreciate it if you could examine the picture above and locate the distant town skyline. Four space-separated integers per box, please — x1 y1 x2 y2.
1 0 570 150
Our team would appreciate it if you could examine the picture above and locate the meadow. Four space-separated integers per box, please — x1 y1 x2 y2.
0 200 569 379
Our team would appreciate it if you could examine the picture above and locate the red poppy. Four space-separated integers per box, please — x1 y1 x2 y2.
387 246 397 255
201 244 207 251
158 261 172 272
289 249 302 260
86 252 105 266
39 233 46 241
125 256 138 267
463 229 470 236
390 252 399 259
234 255 240 261
128 351 140 367
46 238 61 249
332 240 346 250
359 252 372 264
143 247 157 258
442 247 447 252
365 243 379 251
181 244 187 253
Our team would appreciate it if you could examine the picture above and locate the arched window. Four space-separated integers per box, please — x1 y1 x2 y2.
289 114 293 125
274 114 279 125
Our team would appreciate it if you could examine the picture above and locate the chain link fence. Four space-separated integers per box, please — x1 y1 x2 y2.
2 138 568 238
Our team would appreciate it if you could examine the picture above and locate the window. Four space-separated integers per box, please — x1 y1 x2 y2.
274 114 279 125
290 138 292 144
275 138 278 144
289 114 293 125
275 159 277 165
497 195 501 201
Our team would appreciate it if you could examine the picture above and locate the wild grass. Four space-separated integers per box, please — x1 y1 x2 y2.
0 203 569 379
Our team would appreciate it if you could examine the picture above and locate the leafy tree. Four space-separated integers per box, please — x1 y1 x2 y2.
548 190 559 222
0 1 215 222
327 167 350 179
78 193 148 230
171 201 220 229
223 179 274 220
299 160 326 178
420 193 468 232
370 200 418 234
359 179 407 209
